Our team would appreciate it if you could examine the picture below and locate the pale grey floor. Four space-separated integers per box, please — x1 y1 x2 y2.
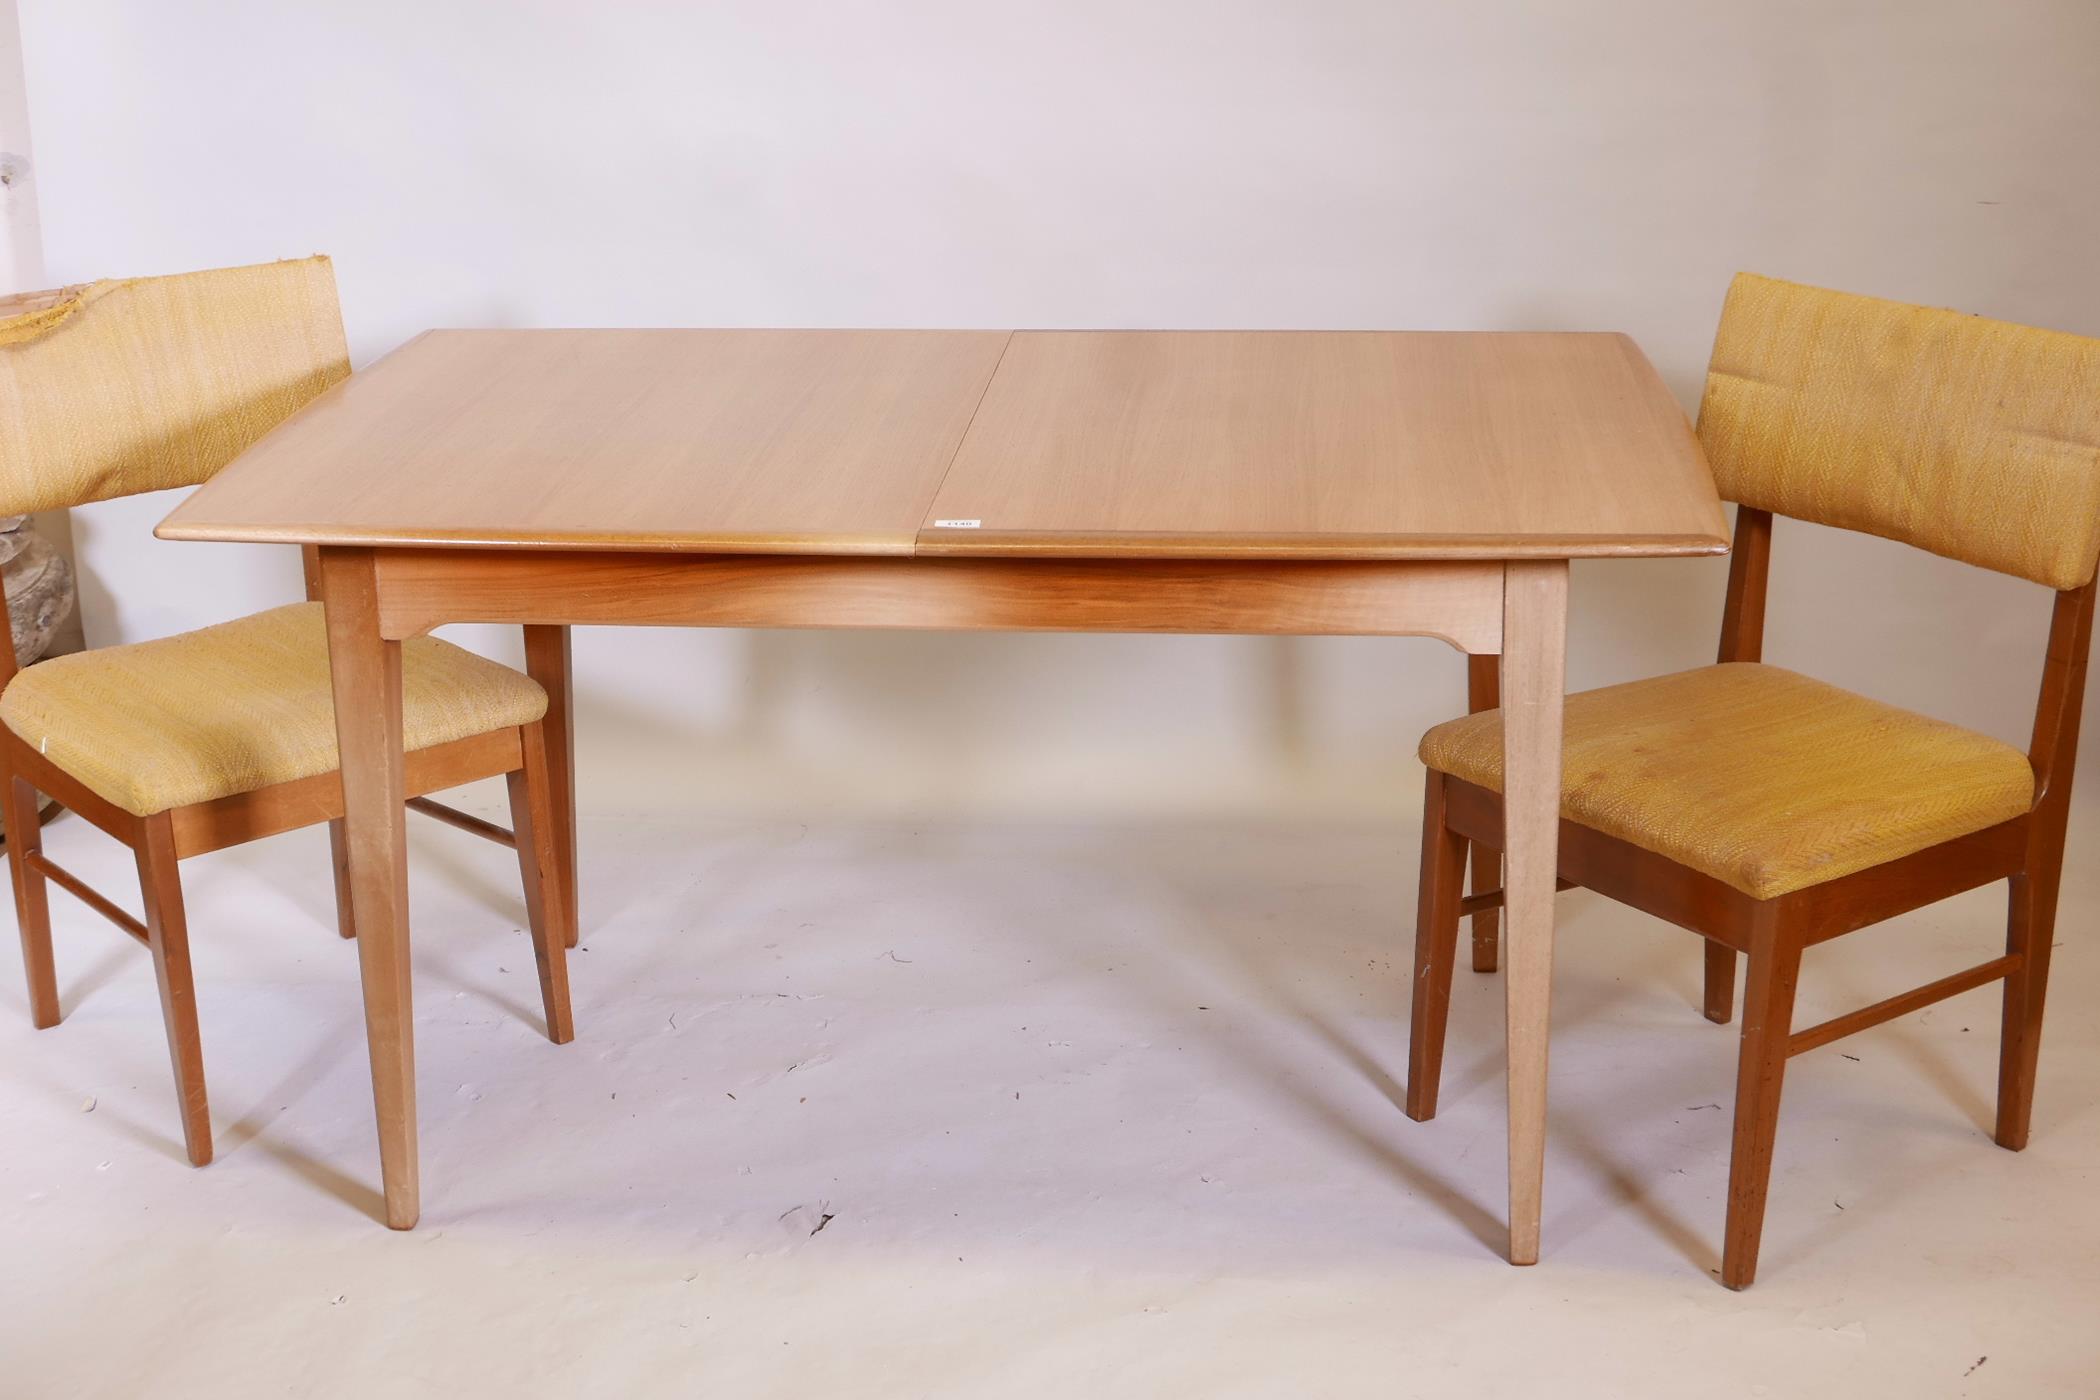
1 787 2095 1397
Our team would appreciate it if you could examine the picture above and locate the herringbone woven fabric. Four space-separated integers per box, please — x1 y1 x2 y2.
0 602 547 816
1698 273 2100 590
1418 662 2034 899
0 257 349 515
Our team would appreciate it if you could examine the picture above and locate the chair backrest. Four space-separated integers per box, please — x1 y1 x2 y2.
0 257 349 518
1696 272 2100 591
1699 274 2100 842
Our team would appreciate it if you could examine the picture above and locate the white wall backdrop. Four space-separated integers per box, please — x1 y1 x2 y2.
0 0 39 291
9 1 2100 815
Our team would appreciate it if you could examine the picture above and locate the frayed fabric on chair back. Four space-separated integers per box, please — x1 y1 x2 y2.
0 257 349 517
1697 272 2100 590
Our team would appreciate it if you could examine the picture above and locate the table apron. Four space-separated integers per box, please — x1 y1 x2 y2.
357 548 1508 652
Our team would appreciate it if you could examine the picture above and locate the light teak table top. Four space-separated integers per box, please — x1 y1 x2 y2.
160 329 1728 557
157 327 1728 1268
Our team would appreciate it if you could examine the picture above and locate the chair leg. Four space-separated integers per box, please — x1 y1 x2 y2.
1405 770 1468 1122
326 818 358 940
4 772 60 1028
137 813 211 1167
1464 653 1500 973
1721 906 1801 1289
508 722 574 1045
1996 870 2058 1150
1467 843 1501 974
1703 939 1736 1024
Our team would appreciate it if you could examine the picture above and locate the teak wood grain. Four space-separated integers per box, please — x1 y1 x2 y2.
921 331 1728 559
150 323 1730 1267
522 626 579 949
159 329 1727 563
318 548 420 1228
165 728 522 859
362 549 1507 651
159 329 1011 554
1496 559 1568 1267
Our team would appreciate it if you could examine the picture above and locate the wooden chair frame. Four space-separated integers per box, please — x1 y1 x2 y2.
1 546 580 1168
1407 506 2093 1288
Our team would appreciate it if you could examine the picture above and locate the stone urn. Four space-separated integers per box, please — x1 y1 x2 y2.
0 515 76 838
3 515 73 665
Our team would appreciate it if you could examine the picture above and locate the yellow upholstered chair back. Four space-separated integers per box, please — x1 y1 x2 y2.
1696 273 2100 590
0 257 348 518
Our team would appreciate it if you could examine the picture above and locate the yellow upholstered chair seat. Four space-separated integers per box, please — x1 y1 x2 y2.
1418 662 2034 899
0 602 547 817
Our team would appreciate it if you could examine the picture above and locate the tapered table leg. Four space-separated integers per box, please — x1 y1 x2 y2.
1498 560 1568 1265
319 548 420 1229
523 625 579 948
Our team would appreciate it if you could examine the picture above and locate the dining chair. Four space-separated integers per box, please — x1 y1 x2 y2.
0 257 577 1169
1405 272 2100 1288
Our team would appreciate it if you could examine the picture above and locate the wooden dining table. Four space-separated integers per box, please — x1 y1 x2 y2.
158 327 1728 1263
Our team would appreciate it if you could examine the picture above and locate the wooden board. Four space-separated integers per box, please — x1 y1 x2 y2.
357 549 1507 651
160 328 1726 561
158 329 1012 555
919 331 1729 559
